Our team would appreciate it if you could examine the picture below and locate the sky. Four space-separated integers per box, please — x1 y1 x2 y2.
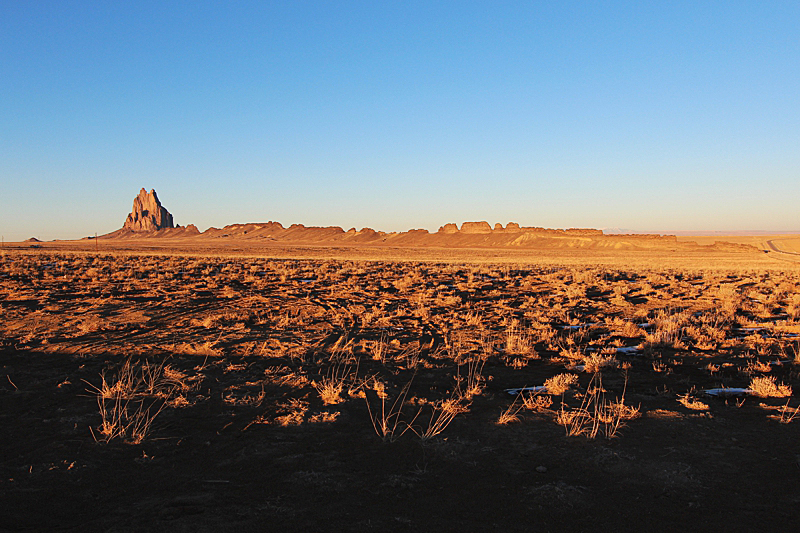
2 1 799 241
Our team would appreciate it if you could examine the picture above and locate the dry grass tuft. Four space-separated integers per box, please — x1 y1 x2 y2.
677 393 709 411
522 392 553 412
544 373 579 395
787 294 800 321
619 320 644 338
313 363 355 405
582 354 618 373
497 392 525 425
505 326 535 356
369 336 389 363
749 376 792 398
774 400 800 424
456 358 486 400
365 376 419 442
556 374 639 439
84 358 176 444
413 395 470 441
274 399 309 426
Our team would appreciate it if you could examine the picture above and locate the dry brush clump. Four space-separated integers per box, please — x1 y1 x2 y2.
749 376 792 398
364 376 420 443
582 353 619 373
556 374 639 439
312 362 357 406
497 393 525 425
641 308 690 352
413 395 470 441
455 358 486 400
84 358 183 444
611 318 645 339
505 325 535 357
677 392 709 411
523 392 553 412
544 373 579 395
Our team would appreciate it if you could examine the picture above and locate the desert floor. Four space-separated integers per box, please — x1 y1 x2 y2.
2 242 800 531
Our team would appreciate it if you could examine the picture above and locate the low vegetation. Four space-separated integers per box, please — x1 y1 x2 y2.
3 249 800 529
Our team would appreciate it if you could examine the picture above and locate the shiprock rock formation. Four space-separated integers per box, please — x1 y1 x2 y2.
103 188 199 238
124 188 175 231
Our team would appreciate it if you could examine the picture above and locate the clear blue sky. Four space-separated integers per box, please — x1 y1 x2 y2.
2 1 799 240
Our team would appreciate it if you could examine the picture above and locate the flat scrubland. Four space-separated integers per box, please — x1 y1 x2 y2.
2 245 800 531
8 234 794 267
679 234 800 259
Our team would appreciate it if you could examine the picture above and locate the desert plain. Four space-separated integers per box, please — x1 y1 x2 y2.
3 208 800 531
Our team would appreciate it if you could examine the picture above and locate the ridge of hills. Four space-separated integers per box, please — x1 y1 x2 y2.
97 188 754 252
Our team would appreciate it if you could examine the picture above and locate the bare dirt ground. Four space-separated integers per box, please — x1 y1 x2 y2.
2 244 800 532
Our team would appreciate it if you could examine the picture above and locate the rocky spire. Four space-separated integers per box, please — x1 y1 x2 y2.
123 188 175 231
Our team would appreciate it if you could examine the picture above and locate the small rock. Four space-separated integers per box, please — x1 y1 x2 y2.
535 465 547 473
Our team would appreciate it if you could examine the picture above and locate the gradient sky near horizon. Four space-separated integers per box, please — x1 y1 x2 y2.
2 1 799 241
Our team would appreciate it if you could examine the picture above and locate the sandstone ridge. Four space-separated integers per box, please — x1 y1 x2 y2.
194 220 683 250
101 189 751 252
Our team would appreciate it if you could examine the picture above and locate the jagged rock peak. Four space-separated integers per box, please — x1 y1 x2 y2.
123 188 175 231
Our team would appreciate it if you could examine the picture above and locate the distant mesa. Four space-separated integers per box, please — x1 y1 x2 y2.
460 221 493 234
124 188 175 231
25 237 41 243
438 222 523 234
437 223 459 234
